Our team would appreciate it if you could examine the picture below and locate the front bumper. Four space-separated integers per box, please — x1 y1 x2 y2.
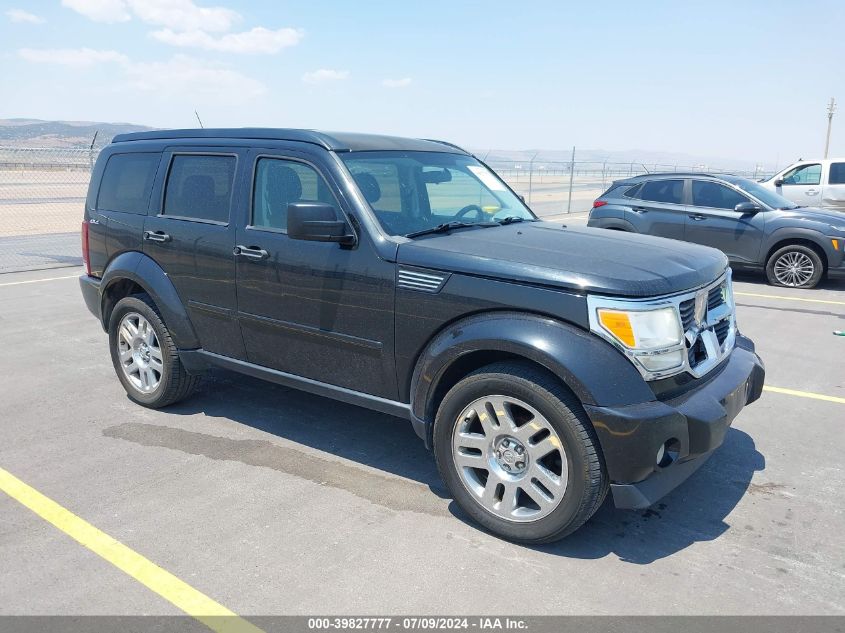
584 334 765 509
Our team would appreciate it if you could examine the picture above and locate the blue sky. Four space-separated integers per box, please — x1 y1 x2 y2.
1 0 843 164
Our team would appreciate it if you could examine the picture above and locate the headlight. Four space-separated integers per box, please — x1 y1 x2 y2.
588 299 686 379
597 307 683 349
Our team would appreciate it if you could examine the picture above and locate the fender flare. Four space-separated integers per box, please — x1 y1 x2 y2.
588 218 636 232
100 250 200 349
409 311 654 443
761 227 833 265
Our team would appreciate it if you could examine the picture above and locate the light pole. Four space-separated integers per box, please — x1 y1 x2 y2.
824 97 836 159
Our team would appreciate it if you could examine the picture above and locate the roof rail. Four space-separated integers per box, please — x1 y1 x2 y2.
422 139 469 153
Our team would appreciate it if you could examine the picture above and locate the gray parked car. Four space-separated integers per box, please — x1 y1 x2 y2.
588 173 845 288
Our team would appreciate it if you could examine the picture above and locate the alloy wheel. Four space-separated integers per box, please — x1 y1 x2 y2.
451 395 568 522
116 312 163 393
773 251 815 287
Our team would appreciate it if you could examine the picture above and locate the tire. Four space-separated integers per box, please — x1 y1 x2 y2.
108 294 200 408
765 244 824 288
433 361 608 544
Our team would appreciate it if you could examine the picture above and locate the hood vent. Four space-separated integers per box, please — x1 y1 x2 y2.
397 268 448 293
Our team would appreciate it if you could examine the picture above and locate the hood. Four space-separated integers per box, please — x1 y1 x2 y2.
397 222 728 297
779 207 845 226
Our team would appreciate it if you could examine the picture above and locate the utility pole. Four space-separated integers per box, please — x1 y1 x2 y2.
824 97 836 158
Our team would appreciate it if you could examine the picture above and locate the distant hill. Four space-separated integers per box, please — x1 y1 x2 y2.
0 119 155 148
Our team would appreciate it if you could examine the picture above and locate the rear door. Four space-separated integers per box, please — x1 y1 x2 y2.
684 180 766 264
822 162 845 212
776 162 824 207
143 148 247 359
623 179 686 240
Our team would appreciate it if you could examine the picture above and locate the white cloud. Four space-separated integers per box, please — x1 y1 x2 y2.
302 69 349 85
124 55 265 99
382 77 412 88
18 47 129 67
62 0 238 31
151 26 303 54
125 0 238 32
60 0 130 23
5 8 45 24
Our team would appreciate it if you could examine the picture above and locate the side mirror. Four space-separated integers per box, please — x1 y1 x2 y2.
287 202 355 245
735 201 762 214
774 178 784 187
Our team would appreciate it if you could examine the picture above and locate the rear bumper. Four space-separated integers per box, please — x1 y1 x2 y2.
79 274 102 323
584 334 765 509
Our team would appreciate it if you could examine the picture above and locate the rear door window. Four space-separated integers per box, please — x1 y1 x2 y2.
638 179 684 204
96 153 160 214
623 183 643 199
163 154 237 223
691 181 750 210
829 163 845 185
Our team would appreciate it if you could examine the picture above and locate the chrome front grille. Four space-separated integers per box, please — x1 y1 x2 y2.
680 272 735 376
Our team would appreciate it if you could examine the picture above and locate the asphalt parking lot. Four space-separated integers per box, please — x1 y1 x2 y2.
1 265 844 619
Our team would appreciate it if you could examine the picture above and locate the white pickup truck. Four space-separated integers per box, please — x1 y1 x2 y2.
760 159 845 212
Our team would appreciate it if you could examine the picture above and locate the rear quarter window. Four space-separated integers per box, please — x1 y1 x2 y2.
163 154 237 223
96 153 160 214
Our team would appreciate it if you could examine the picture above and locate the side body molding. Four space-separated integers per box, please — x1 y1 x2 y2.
100 250 200 349
409 311 655 444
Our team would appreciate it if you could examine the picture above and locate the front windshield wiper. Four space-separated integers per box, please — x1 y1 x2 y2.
496 216 534 225
405 221 498 239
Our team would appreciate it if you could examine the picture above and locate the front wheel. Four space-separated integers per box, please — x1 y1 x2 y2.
766 244 823 288
433 361 607 544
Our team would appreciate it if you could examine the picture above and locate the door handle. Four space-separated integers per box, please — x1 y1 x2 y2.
234 245 269 260
631 206 648 213
805 188 819 195
688 214 706 221
143 230 171 243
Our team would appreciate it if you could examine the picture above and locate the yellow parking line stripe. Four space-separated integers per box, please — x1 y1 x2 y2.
763 386 845 404
0 467 264 633
0 274 79 287
735 291 845 306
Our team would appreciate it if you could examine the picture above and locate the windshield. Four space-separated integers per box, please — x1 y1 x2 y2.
728 176 799 210
340 151 535 237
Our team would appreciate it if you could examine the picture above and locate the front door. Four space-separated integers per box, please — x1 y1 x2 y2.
143 148 246 359
776 163 824 207
234 149 397 399
683 180 766 264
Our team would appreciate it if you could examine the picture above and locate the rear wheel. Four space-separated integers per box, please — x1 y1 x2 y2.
108 294 199 408
433 361 607 544
766 244 823 288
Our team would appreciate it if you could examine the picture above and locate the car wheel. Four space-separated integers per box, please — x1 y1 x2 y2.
108 294 200 408
766 245 823 288
433 361 608 544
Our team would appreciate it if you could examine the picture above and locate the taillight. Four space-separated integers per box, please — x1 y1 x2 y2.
593 200 608 208
81 220 91 276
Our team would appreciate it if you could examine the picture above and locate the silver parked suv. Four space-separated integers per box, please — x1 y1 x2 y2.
588 173 845 288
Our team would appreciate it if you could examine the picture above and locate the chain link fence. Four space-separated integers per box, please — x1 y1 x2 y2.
0 147 94 272
0 147 774 273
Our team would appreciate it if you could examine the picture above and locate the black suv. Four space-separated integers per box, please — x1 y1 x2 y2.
588 172 845 288
79 129 764 543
